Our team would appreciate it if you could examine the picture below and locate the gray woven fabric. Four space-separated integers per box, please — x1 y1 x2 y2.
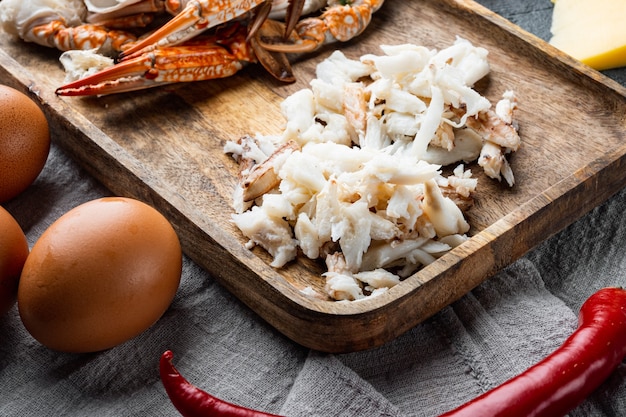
2 1 626 416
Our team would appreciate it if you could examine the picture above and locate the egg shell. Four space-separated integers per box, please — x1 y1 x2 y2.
0 206 29 316
18 197 182 353
0 85 50 202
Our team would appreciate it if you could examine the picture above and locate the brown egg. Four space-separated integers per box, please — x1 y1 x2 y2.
0 85 50 203
18 197 182 352
0 206 29 316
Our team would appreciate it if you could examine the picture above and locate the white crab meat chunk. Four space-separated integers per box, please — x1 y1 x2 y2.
370 78 428 115
310 79 368 145
430 36 491 86
422 127 484 166
311 78 344 114
369 212 400 240
315 50 373 84
361 238 429 271
411 85 446 159
384 112 420 139
231 205 297 268
361 114 390 150
386 184 423 225
495 90 518 125
468 91 521 154
59 49 115 82
324 272 364 301
281 89 317 142
430 122 455 152
299 142 372 177
224 134 276 167
363 43 435 84
422 179 470 237
282 87 356 146
342 82 368 139
363 153 440 186
447 165 479 198
468 109 521 152
313 177 340 245
478 141 515 186
306 113 354 146
439 233 469 248
353 269 401 291
278 150 327 195
332 200 373 272
260 193 295 220
294 212 320 259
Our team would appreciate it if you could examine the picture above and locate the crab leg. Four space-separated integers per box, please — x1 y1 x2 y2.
282 0 306 39
260 0 385 53
32 21 138 55
52 0 383 95
56 25 255 96
119 0 268 58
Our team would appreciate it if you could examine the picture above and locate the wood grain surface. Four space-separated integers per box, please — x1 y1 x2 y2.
1 0 625 352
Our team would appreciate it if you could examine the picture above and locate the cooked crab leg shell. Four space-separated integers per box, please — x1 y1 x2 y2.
56 42 249 96
31 21 137 53
119 0 267 58
260 0 384 54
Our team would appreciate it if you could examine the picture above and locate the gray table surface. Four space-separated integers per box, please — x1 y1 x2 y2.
2 1 626 416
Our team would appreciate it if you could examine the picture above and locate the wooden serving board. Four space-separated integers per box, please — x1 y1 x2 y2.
1 0 625 352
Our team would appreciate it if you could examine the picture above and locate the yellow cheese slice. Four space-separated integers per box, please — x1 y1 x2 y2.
549 0 626 71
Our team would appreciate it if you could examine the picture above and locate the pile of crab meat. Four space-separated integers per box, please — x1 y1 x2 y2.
224 37 521 301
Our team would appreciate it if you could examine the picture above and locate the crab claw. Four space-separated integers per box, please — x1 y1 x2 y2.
56 44 247 96
119 0 267 59
249 19 295 83
283 0 305 38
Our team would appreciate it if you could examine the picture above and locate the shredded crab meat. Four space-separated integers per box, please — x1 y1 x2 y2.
226 37 522 301
59 49 115 82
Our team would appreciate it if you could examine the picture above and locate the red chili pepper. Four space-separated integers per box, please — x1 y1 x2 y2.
438 287 626 417
160 350 283 417
161 288 626 417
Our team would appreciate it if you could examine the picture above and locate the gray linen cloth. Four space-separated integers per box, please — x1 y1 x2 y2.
2 1 626 415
